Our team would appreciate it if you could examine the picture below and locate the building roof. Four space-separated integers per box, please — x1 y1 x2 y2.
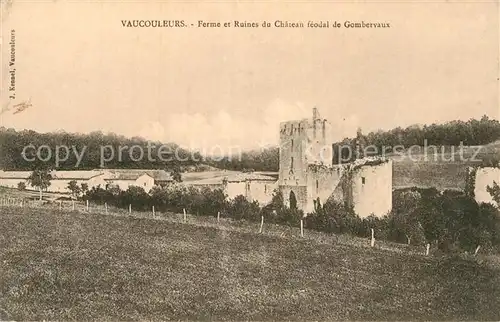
185 172 277 185
144 170 173 181
101 169 172 181
184 177 224 185
0 169 172 182
226 173 277 182
104 172 153 181
182 170 240 182
0 170 31 179
51 170 105 180
0 170 106 180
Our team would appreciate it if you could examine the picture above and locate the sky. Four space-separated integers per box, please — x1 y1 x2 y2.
1 1 499 153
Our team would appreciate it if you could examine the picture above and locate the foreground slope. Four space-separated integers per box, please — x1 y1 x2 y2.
0 208 499 320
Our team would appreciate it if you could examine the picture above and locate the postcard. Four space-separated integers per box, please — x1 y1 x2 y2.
0 1 499 320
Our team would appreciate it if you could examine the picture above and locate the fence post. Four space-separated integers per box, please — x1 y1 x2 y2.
217 211 220 223
105 202 108 214
72 200 75 211
300 219 304 238
426 243 430 256
370 228 375 248
86 200 89 212
183 208 187 222
129 204 131 214
59 201 62 211
259 215 264 233
152 205 155 217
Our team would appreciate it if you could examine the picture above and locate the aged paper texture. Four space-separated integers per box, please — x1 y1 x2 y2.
0 1 499 320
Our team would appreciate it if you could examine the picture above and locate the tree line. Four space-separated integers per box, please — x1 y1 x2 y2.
309 188 500 253
0 128 201 171
357 115 500 152
2 115 499 172
210 115 500 171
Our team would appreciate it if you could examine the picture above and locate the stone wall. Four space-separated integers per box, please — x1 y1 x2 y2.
187 180 277 206
247 181 277 205
279 185 308 211
350 160 393 218
305 164 345 212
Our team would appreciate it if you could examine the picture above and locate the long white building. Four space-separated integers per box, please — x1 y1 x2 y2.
0 169 173 194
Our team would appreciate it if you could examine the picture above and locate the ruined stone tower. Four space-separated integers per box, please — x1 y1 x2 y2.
278 108 334 210
277 107 393 217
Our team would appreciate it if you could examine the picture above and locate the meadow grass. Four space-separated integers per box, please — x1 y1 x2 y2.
0 207 499 320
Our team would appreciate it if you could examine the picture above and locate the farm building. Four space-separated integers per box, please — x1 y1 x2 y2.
0 169 173 194
49 170 108 193
101 169 173 193
0 171 31 189
184 172 277 205
0 170 107 193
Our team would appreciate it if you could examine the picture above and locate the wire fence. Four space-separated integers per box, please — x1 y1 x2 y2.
1 195 487 259
0 196 179 221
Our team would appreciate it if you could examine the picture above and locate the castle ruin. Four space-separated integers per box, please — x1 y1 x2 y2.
278 108 393 217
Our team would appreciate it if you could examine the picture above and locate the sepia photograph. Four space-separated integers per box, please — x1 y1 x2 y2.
0 0 499 320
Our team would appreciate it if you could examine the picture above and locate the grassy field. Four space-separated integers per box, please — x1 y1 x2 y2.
1 207 500 320
392 160 469 191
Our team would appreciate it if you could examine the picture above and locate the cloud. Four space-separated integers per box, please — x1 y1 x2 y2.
137 99 360 155
138 121 165 142
157 100 307 153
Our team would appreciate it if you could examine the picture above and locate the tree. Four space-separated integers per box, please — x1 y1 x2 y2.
289 191 297 210
390 189 426 244
486 181 500 206
389 211 425 245
27 169 52 200
17 182 26 191
80 183 89 195
171 167 182 182
226 195 261 221
67 180 81 199
270 189 285 212
120 186 150 210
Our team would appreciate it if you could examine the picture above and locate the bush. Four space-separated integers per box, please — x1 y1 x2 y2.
305 198 362 236
82 182 500 254
85 185 116 204
386 211 426 245
118 186 151 211
389 187 500 252
186 187 227 217
17 182 26 191
225 195 261 222
260 190 303 226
